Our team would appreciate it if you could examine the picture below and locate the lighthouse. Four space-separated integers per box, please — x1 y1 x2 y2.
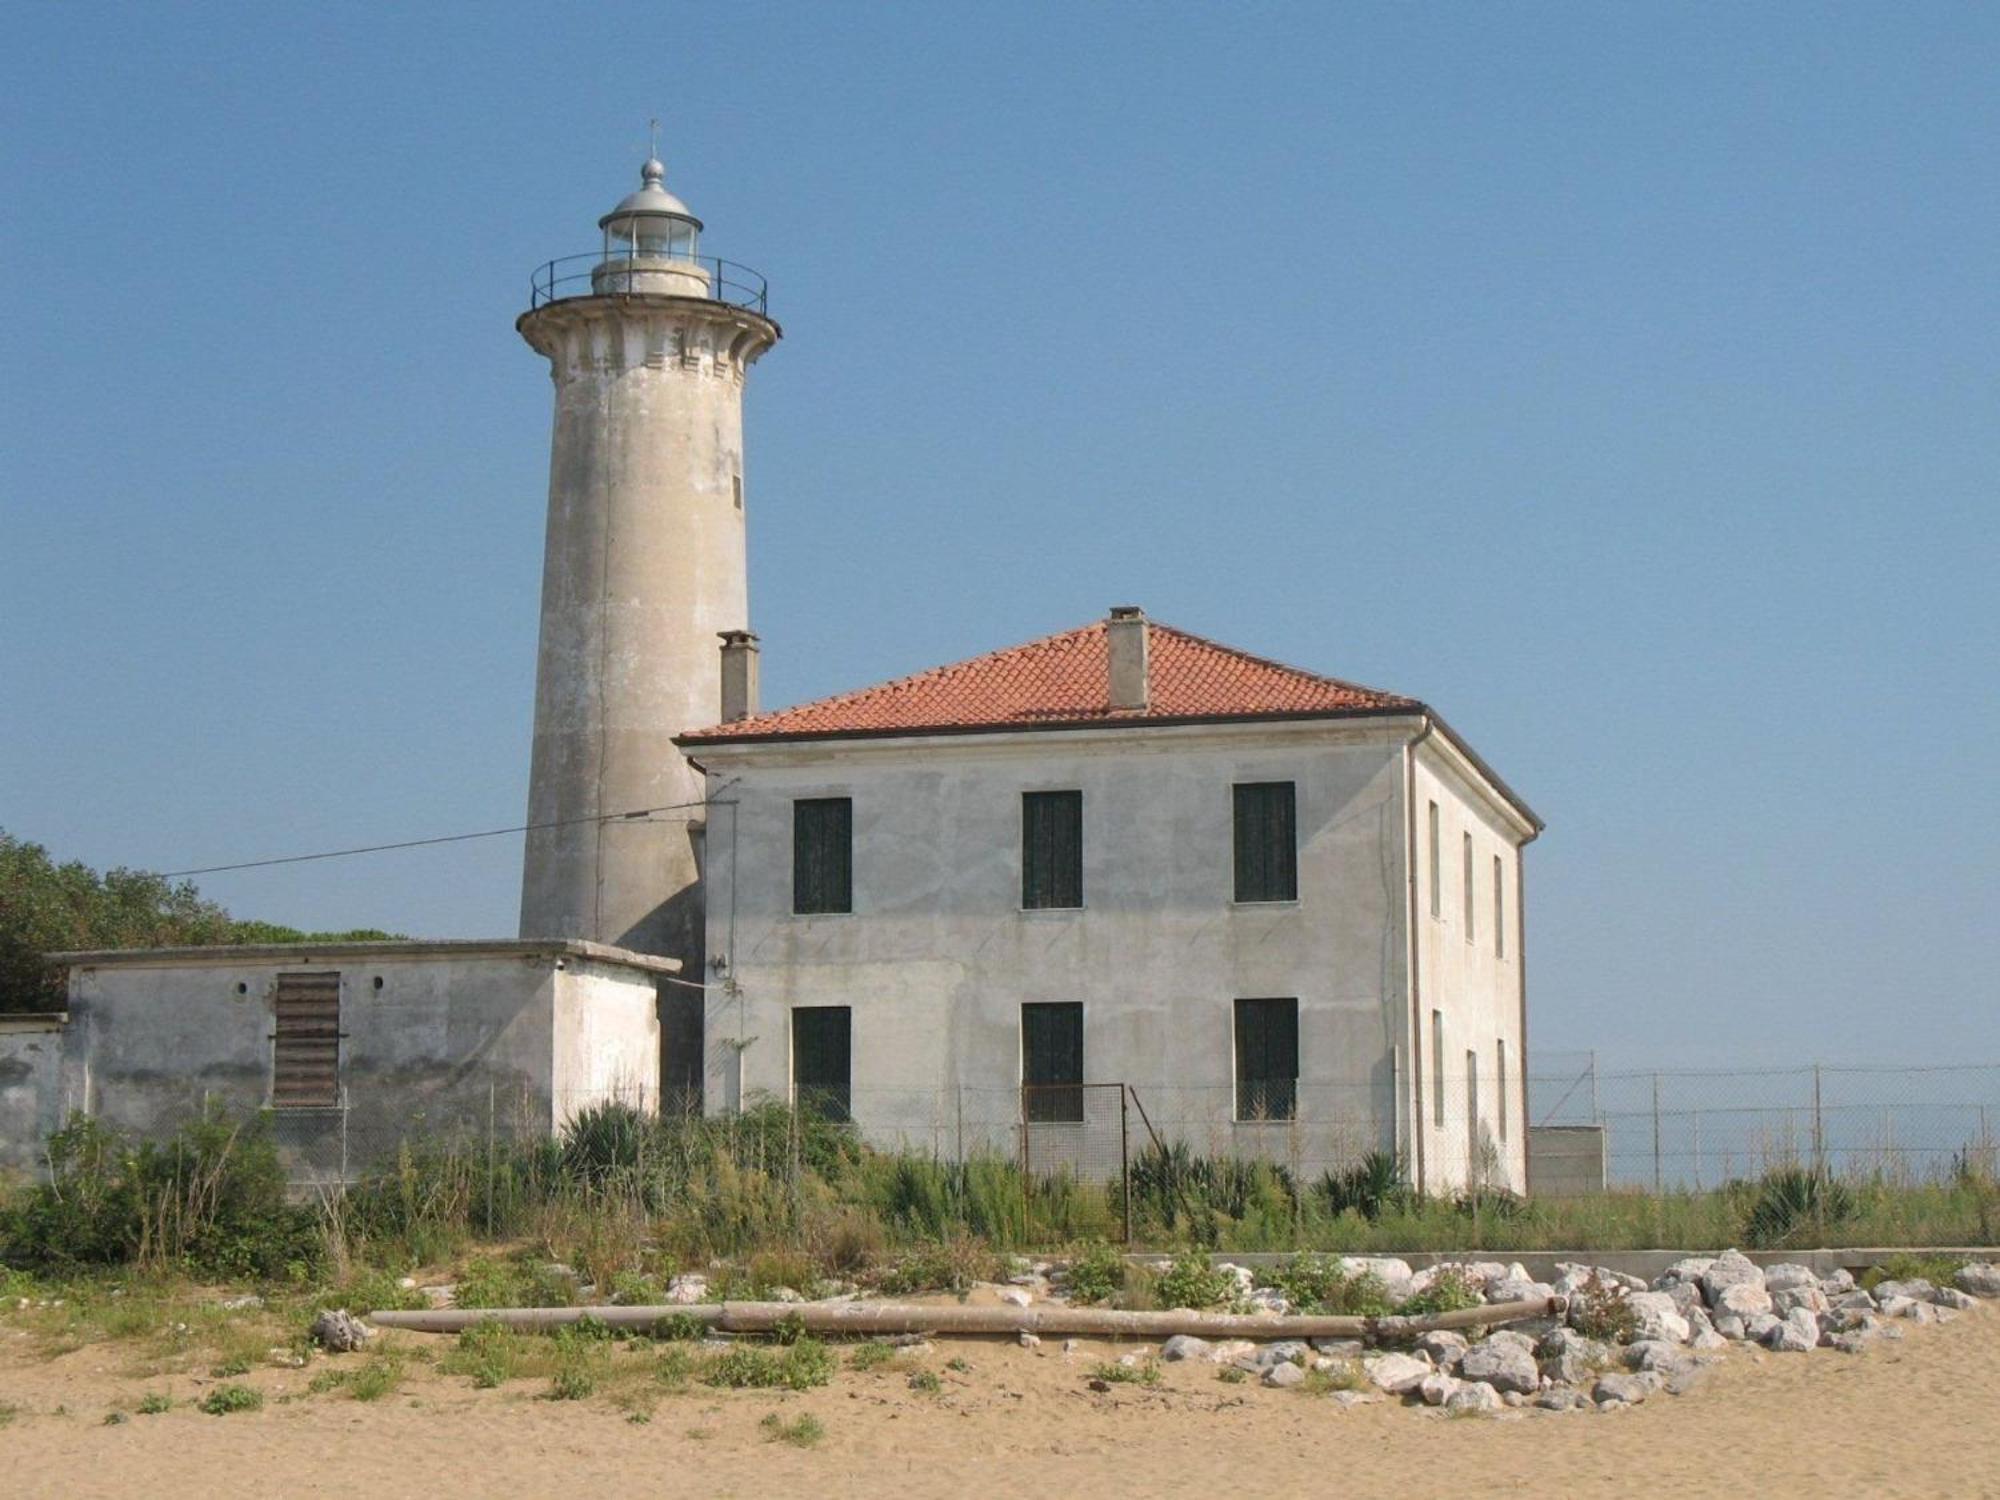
516 156 780 969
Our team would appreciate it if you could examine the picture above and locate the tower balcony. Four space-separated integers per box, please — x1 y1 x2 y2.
529 250 770 317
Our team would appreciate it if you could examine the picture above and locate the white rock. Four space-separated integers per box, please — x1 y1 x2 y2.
1625 1291 1692 1344
1762 1263 1820 1293
1746 1312 1782 1343
1209 1339 1257 1365
1662 1281 1706 1318
1623 1339 1694 1376
1773 1285 1830 1317
1871 1278 1936 1304
1418 1370 1461 1405
666 1274 708 1305
1415 1330 1467 1369
1592 1371 1655 1406
1537 1328 1608 1384
1954 1263 2000 1299
1700 1250 1765 1308
1766 1308 1818 1353
1715 1281 1775 1319
1364 1351 1433 1395
1264 1361 1306 1388
1160 1335 1210 1362
1341 1257 1415 1287
1018 1331 1041 1350
1459 1338 1540 1395
997 1287 1033 1308
1933 1287 1979 1312
1823 1269 1856 1294
1487 1276 1554 1306
1655 1257 1715 1289
1445 1381 1502 1415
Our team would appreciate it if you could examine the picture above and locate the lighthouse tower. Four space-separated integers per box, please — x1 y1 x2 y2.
516 157 780 968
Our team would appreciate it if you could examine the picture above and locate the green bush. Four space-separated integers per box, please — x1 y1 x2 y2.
701 1337 834 1391
1394 1265 1482 1317
1152 1251 1235 1310
1314 1153 1408 1222
1746 1169 1857 1247
1062 1240 1125 1304
1271 1253 1393 1315
0 1109 320 1279
198 1383 262 1416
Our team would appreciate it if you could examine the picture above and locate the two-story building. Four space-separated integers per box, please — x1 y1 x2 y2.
680 607 1541 1194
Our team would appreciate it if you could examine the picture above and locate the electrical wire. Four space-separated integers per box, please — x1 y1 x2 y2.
160 799 713 878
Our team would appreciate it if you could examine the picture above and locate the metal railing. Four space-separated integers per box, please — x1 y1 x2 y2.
528 251 770 314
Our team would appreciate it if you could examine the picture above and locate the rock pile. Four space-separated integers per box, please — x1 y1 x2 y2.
1170 1253 2000 1416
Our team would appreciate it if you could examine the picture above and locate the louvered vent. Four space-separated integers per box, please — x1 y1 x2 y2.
273 971 341 1109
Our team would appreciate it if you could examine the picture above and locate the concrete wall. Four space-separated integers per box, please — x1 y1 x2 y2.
30 941 665 1183
1409 736 1533 1194
697 720 1420 1176
1528 1124 1608 1198
515 294 778 969
0 1016 69 1177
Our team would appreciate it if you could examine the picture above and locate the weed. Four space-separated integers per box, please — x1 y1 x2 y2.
440 1321 523 1388
1089 1359 1160 1387
1300 1361 1366 1395
103 1410 128 1426
544 1323 612 1400
209 1354 252 1378
944 1355 970 1373
1152 1252 1234 1310
0 1402 17 1427
347 1352 406 1402
1271 1253 1393 1315
760 1411 825 1447
308 1368 351 1394
1860 1252 1964 1291
652 1313 706 1342
1745 1169 1857 1247
847 1340 894 1371
1395 1266 1482 1317
1569 1271 1639 1343
1215 1365 1246 1384
198 1384 262 1416
907 1370 942 1394
873 1238 996 1297
1062 1240 1125 1305
135 1391 173 1415
771 1311 807 1346
701 1338 834 1391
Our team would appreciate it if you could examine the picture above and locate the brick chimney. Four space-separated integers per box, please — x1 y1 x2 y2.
1107 606 1149 711
718 630 760 723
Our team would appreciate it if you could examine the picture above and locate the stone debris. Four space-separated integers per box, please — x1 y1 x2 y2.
1458 1336 1539 1395
309 1309 370 1353
1364 1351 1433 1395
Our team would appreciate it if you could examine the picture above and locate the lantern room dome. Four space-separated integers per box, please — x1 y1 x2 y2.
600 157 703 234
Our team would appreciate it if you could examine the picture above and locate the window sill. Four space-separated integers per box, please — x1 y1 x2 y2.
1018 905 1083 916
1229 899 1300 911
787 910 855 920
1232 1116 1300 1127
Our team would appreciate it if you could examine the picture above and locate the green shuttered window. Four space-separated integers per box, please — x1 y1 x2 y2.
1022 1001 1084 1123
1021 791 1083 910
791 1005 852 1122
272 970 341 1110
1233 781 1297 903
792 797 853 914
1234 997 1298 1121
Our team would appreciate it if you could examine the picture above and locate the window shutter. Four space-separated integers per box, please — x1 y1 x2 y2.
793 798 853 914
1022 1002 1084 1122
1022 791 1082 909
273 971 341 1109
1233 782 1297 902
1234 997 1298 1120
791 1006 852 1122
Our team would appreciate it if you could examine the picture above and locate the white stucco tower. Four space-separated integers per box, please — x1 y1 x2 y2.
516 157 780 967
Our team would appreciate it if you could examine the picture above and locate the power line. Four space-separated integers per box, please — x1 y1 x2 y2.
161 800 713 878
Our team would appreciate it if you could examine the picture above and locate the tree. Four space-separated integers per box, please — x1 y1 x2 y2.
0 830 402 1013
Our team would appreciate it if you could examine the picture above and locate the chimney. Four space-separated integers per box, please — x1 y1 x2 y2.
719 630 760 722
1106 606 1149 711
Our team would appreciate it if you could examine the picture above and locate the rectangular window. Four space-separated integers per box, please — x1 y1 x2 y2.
1494 855 1505 959
791 1006 852 1122
1431 1009 1445 1128
1463 831 1475 941
1021 1002 1084 1123
792 797 852 914
1497 1039 1509 1143
1021 791 1083 910
1235 997 1298 1121
1466 1048 1481 1166
272 970 341 1109
1427 801 1441 918
1233 781 1298 903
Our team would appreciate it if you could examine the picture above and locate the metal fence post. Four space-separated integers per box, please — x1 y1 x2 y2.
1651 1072 1663 1193
1119 1085 1132 1246
1812 1064 1826 1179
485 1081 496 1234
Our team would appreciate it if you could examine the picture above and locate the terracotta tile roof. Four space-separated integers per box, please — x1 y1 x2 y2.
679 618 1420 744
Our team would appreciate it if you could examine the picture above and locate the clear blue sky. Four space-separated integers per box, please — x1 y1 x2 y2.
4 3 1995 1070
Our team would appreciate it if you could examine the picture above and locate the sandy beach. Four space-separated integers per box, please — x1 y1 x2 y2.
4 1301 1997 1500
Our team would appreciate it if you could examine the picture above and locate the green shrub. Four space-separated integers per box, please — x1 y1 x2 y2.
873 1238 996 1296
1314 1153 1408 1222
0 1109 320 1279
1860 1252 1964 1291
1395 1266 1482 1317
1746 1169 1857 1247
1567 1271 1638 1342
701 1337 834 1391
442 1321 521 1388
847 1340 894 1371
347 1352 406 1402
760 1411 825 1447
1152 1252 1234 1310
135 1392 173 1415
1089 1358 1160 1386
1271 1253 1393 1315
1062 1240 1125 1305
198 1383 262 1416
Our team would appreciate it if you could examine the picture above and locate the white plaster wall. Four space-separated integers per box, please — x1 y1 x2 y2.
1409 739 1531 1193
550 961 663 1125
698 721 1416 1176
0 1018 68 1176
516 297 777 967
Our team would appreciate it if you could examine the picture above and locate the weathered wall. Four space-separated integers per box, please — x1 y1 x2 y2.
1409 736 1534 1193
515 295 777 969
0 1016 69 1176
30 941 668 1182
697 720 1419 1176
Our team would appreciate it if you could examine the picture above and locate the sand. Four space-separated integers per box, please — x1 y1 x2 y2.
4 1308 1999 1499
